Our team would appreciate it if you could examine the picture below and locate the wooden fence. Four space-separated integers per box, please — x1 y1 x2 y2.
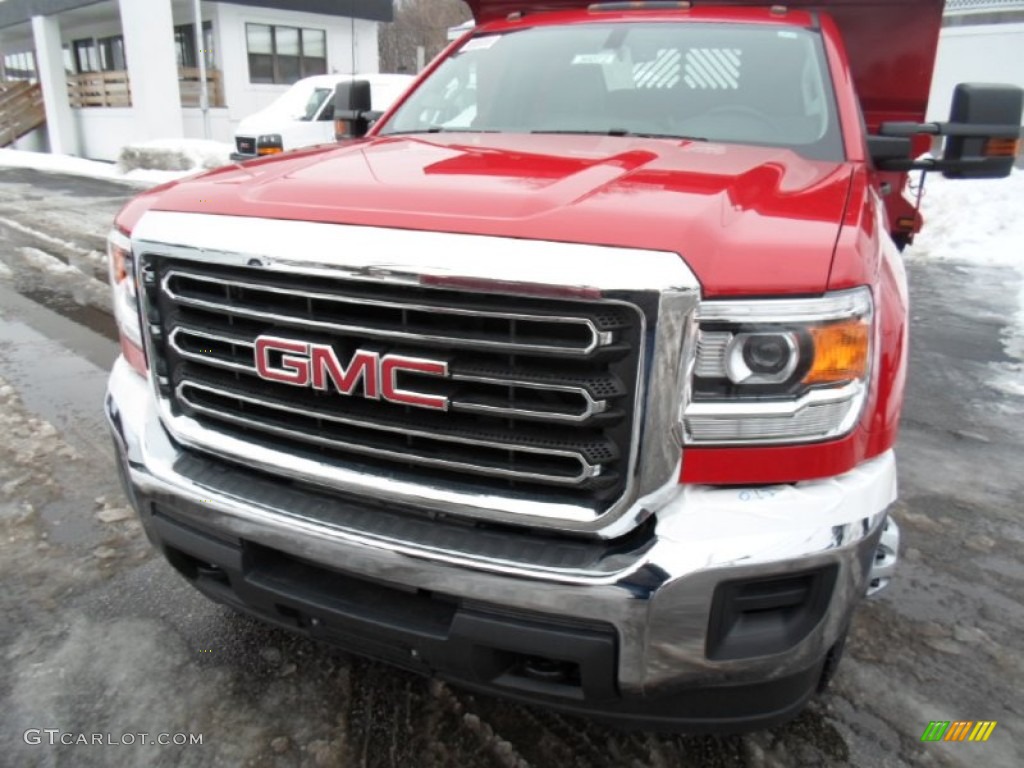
67 70 131 108
0 81 46 147
178 67 224 108
66 68 224 109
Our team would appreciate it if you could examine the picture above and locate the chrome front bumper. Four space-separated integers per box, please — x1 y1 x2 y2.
106 356 899 727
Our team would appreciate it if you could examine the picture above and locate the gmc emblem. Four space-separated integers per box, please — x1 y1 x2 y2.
254 335 450 411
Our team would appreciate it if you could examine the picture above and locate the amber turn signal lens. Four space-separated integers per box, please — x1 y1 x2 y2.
111 243 129 283
257 147 283 156
983 137 1020 158
803 320 870 385
335 119 354 139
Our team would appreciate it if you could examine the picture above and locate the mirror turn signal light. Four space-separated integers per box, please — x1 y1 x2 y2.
983 137 1020 158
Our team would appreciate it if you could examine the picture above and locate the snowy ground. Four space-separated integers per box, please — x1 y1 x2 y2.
0 139 233 187
910 169 1024 393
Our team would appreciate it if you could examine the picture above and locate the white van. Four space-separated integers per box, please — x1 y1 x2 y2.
231 74 415 161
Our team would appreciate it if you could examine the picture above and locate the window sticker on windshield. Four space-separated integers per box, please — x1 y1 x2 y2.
778 30 798 39
461 35 500 52
572 52 617 65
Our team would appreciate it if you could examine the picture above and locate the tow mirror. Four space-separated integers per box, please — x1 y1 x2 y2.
334 80 373 140
941 83 1023 179
867 135 913 168
874 83 1022 177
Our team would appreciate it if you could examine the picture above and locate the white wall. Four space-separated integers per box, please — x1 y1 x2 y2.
928 22 1024 121
12 126 49 153
182 107 234 142
212 1 379 129
32 14 78 154
119 0 184 142
74 107 134 161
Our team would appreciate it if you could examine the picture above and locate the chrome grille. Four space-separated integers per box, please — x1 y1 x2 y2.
235 136 256 155
142 257 644 505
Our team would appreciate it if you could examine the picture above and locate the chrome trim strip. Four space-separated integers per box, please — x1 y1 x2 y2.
162 269 605 356
168 327 256 374
866 516 899 597
446 385 602 428
697 287 872 324
157 400 601 523
633 288 699 503
132 210 702 537
686 383 859 416
176 380 600 485
684 382 865 445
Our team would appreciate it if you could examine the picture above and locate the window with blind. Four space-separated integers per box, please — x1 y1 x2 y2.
246 24 327 85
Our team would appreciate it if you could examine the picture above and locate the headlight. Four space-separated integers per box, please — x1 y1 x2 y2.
724 331 800 384
107 228 147 376
257 134 284 155
686 287 873 444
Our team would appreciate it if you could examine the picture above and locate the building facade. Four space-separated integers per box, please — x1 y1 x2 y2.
0 0 393 159
928 0 1024 121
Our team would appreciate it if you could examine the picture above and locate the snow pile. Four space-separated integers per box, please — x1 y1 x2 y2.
0 139 234 185
0 147 192 186
117 138 233 173
910 168 1024 269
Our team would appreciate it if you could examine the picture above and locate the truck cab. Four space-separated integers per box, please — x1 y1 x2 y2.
105 0 1021 731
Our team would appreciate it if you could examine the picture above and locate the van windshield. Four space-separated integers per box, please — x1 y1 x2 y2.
379 22 844 160
262 84 333 121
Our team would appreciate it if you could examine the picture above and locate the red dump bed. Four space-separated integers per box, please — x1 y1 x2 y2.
465 0 944 127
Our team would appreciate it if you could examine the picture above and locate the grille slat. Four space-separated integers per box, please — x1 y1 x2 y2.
164 270 608 356
178 381 599 485
145 257 644 504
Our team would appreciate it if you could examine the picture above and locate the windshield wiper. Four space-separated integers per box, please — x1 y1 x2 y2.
382 127 503 135
530 129 707 141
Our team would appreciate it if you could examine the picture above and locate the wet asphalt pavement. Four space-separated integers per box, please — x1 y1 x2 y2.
0 167 1021 767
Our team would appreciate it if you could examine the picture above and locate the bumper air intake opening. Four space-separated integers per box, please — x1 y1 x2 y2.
489 652 584 699
706 565 838 661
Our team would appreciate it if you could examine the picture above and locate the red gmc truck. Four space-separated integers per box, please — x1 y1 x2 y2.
104 0 1022 730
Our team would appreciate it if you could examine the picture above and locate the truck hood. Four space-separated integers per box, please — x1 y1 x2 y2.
139 134 855 296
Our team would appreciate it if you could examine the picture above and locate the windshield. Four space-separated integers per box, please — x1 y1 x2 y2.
379 22 843 160
261 84 334 121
